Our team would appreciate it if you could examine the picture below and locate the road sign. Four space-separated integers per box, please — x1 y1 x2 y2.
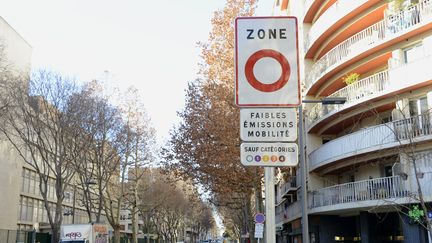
254 223 264 239
240 142 298 167
235 16 300 107
240 108 297 142
254 213 266 224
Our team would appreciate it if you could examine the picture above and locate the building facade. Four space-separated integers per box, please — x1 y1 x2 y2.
0 16 32 231
0 16 95 232
272 0 432 242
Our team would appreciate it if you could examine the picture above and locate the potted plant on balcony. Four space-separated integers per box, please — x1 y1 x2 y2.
387 0 405 13
342 72 360 86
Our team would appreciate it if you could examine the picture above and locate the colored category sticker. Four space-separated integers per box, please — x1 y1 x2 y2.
246 155 254 162
279 155 286 162
271 155 278 162
262 155 269 162
255 155 261 162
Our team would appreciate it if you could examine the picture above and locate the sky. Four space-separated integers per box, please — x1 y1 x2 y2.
1 0 274 144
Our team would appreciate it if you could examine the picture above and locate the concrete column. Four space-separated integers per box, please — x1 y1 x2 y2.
359 212 370 243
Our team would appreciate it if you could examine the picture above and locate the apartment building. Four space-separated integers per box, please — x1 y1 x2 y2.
272 0 432 242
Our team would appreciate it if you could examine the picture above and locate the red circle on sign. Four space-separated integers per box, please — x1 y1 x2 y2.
245 49 291 92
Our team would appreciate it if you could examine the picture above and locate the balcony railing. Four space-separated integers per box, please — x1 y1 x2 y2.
305 0 432 89
281 176 297 194
276 201 301 224
309 112 432 171
307 70 389 125
310 176 409 208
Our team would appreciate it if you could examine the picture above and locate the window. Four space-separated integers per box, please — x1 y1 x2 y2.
27 198 34 221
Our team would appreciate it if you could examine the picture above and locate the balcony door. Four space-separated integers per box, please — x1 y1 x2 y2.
409 96 429 135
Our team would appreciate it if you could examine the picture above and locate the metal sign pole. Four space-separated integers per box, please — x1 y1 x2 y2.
265 167 276 243
299 105 309 243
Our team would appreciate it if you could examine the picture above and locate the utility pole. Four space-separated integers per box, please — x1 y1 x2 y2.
265 167 276 243
72 184 76 224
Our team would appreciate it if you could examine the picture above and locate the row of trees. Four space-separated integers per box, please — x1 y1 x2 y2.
138 168 216 242
0 68 156 243
0 57 215 242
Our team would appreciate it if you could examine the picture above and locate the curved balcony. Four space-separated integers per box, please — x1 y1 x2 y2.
309 176 410 211
307 70 389 128
307 53 432 133
306 0 432 95
305 0 376 57
309 112 432 172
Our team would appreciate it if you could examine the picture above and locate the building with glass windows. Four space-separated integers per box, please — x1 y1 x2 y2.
0 16 93 232
272 0 432 242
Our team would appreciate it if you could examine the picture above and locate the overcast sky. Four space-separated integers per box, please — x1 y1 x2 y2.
1 0 273 143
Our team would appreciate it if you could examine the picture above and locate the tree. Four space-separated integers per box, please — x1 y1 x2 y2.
380 100 432 238
90 85 156 243
120 87 156 243
137 168 216 242
1 70 85 243
68 80 123 223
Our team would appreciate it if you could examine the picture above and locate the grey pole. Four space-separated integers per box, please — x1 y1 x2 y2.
72 184 76 224
299 105 309 243
265 167 276 243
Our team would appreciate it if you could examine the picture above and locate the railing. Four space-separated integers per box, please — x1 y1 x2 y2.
276 201 301 223
309 112 432 170
393 112 432 140
307 70 389 125
310 176 409 208
305 0 432 89
280 176 297 194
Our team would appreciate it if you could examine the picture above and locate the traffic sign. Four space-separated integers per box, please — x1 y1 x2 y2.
254 223 264 239
240 142 298 167
240 108 297 142
235 17 300 107
254 213 266 223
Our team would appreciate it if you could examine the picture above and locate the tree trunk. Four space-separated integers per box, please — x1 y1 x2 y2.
51 225 60 243
132 204 138 243
113 226 121 243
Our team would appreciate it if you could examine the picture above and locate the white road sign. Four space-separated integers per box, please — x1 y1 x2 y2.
240 142 298 167
240 108 297 142
235 16 300 107
255 223 264 239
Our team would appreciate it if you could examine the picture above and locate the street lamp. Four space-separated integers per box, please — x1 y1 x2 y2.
299 97 346 243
